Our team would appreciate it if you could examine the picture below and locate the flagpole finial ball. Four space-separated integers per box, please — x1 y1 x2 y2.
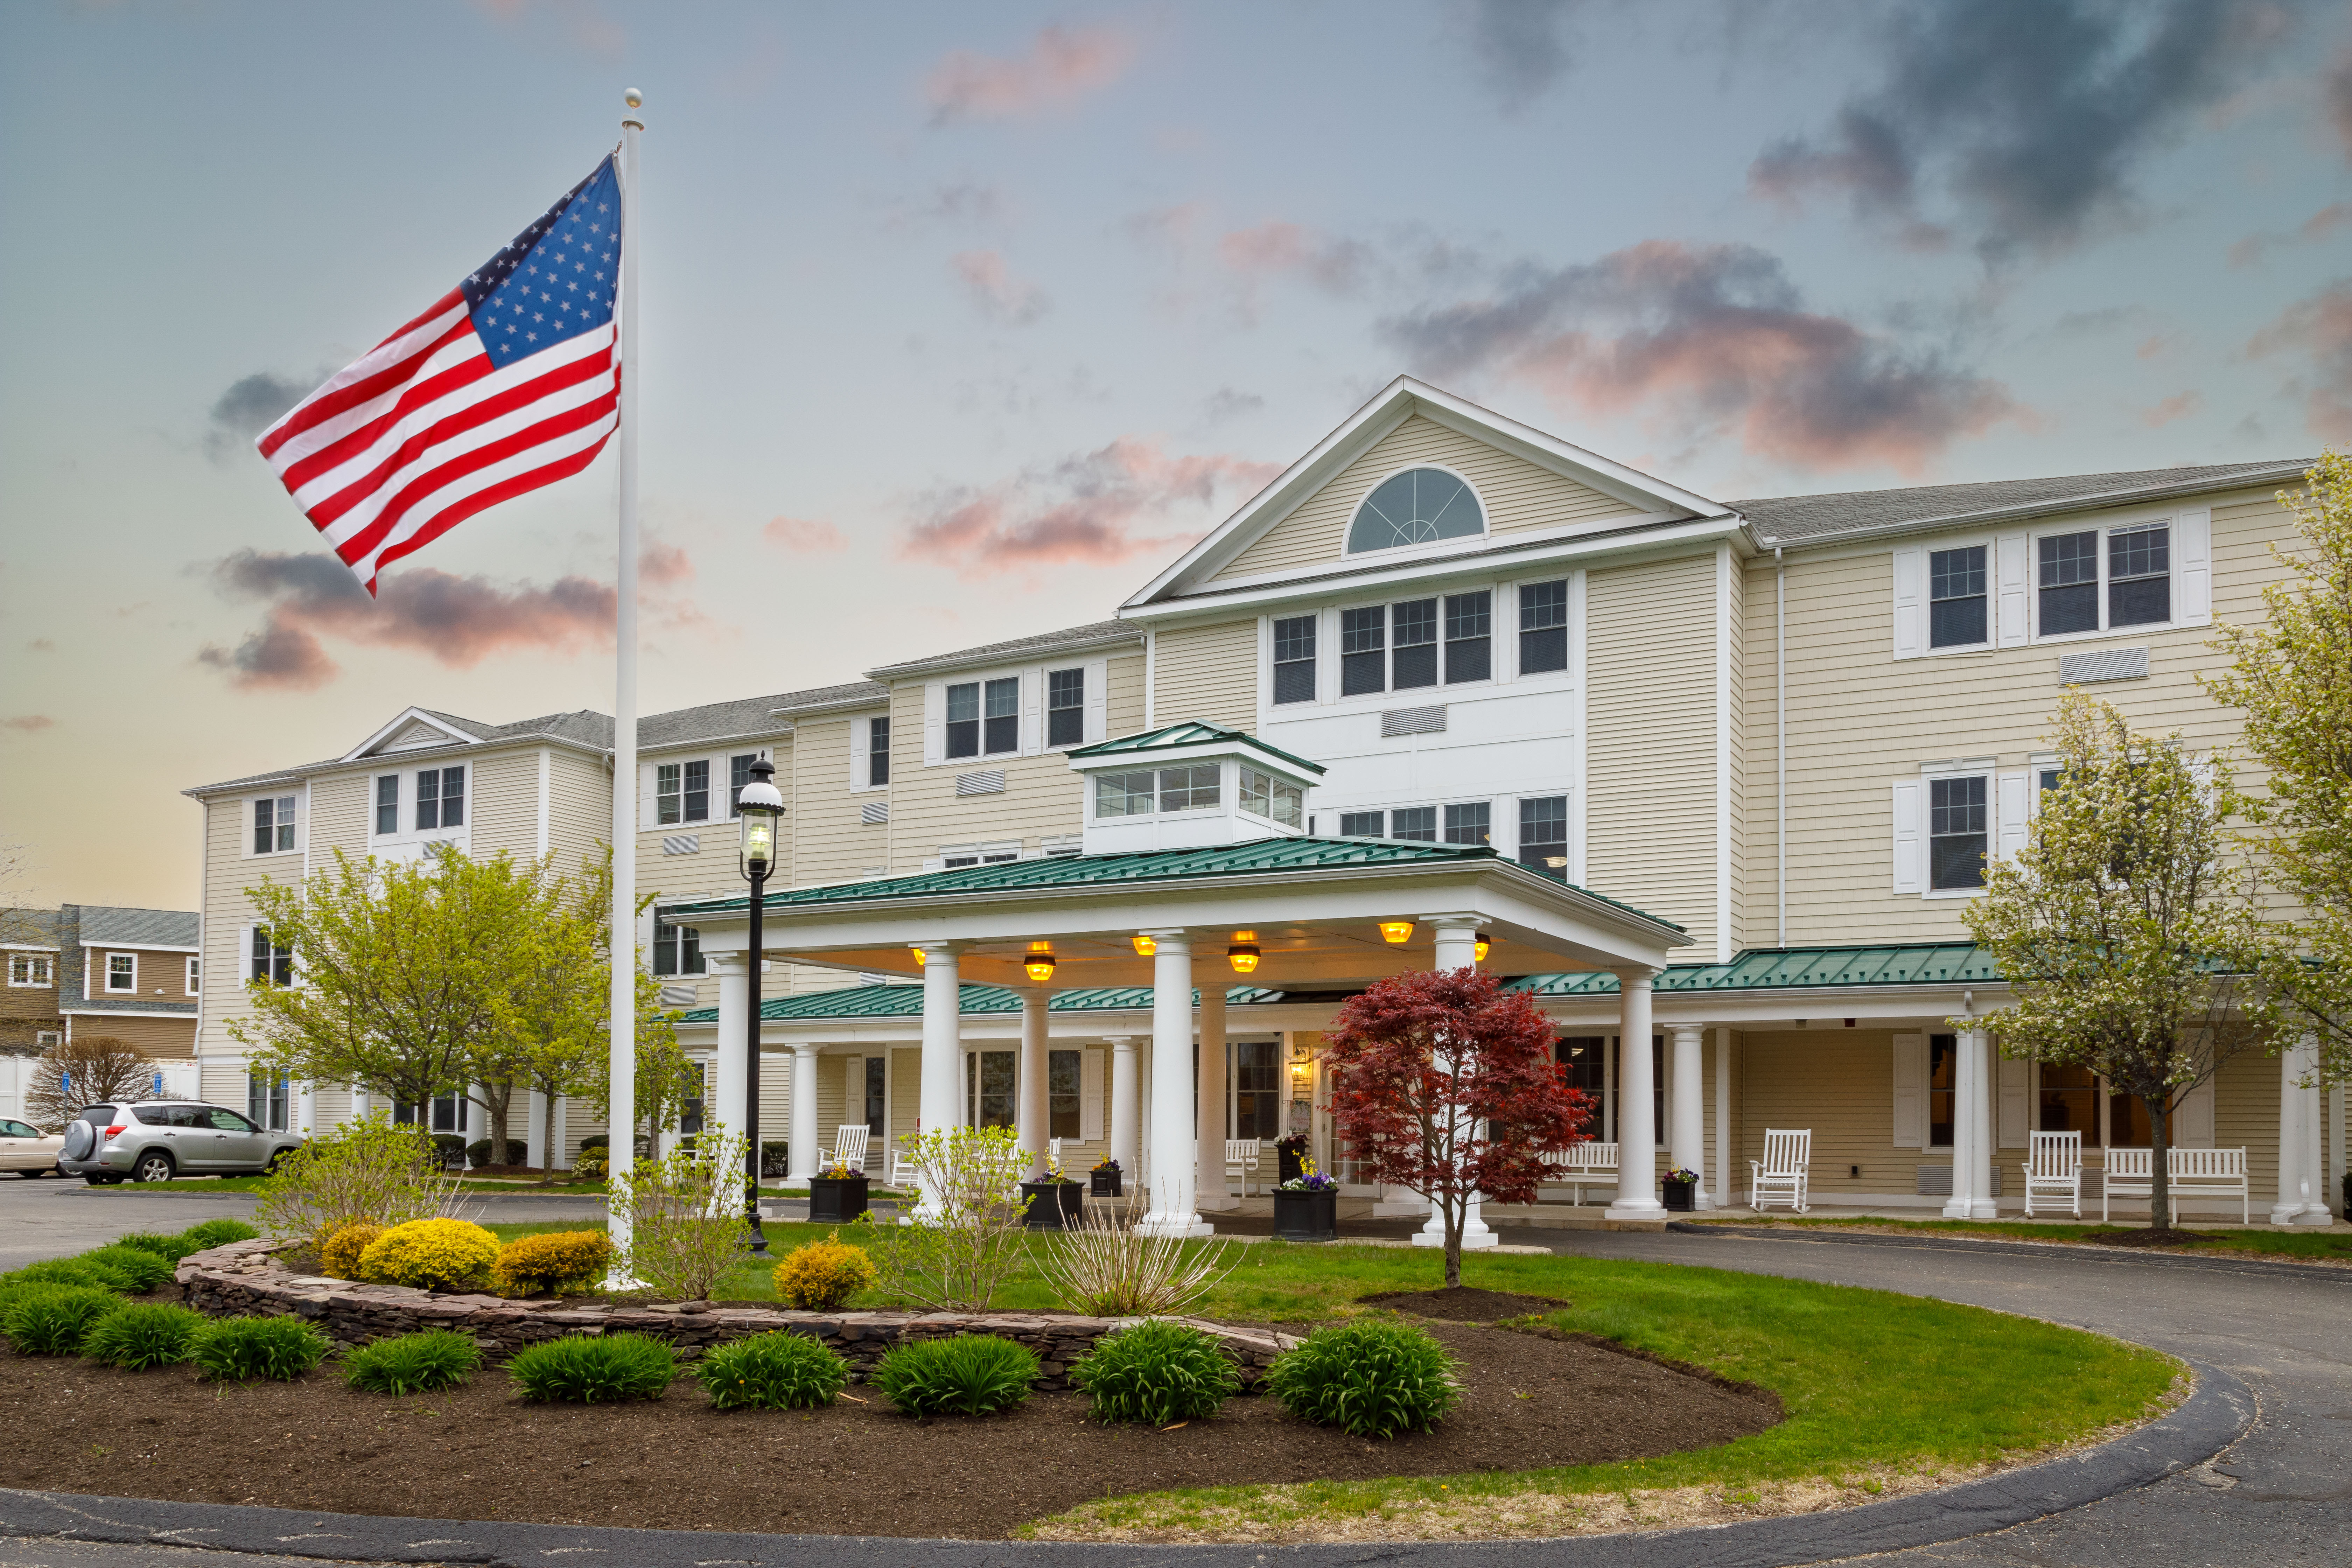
624 89 643 108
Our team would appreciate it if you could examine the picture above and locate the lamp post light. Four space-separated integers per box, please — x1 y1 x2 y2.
736 756 785 1255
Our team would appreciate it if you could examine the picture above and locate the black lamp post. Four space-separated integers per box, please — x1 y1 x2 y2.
736 756 785 1255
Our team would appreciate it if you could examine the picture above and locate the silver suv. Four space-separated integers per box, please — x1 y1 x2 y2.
59 1102 304 1185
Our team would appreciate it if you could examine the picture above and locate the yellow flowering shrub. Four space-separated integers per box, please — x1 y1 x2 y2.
357 1218 502 1293
319 1223 385 1281
772 1230 877 1310
492 1230 612 1297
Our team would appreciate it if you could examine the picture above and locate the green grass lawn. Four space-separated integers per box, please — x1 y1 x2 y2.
480 1216 2178 1538
1697 1214 2352 1262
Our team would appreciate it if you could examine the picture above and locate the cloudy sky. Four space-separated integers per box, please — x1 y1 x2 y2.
5 0 2350 909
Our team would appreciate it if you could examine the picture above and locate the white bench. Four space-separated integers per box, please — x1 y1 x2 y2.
2102 1147 2249 1224
2021 1130 2083 1219
1541 1141 1618 1205
1750 1128 1812 1213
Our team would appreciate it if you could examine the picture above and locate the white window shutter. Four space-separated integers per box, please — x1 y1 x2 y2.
1891 779 1924 894
921 856 945 873
1892 1032 1925 1148
637 762 659 830
2176 1076 2216 1147
850 718 869 790
1892 546 1925 659
1084 658 1108 744
845 1057 862 1134
1997 1056 2028 1148
1996 770 2030 863
1022 668 1043 756
2176 507 2212 624
922 681 945 767
1996 532 2030 647
1081 1048 1104 1141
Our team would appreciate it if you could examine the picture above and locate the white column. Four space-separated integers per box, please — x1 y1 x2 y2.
526 1088 550 1169
1108 1036 1140 1183
1417 917 1496 1248
2329 1082 2345 1222
296 1082 317 1139
550 1096 572 1168
1945 1028 1993 1219
789 1044 820 1182
1670 1023 1709 1209
2272 1033 2330 1225
1607 969 1664 1218
1195 973 1236 1210
1018 992 1050 1180
709 953 749 1149
1713 1027 1731 1212
917 943 967 1219
1968 1030 1995 1218
1139 932 1211 1237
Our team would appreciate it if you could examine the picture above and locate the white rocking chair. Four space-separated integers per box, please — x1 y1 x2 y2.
1046 1137 1064 1176
831 1124 870 1172
1224 1138 1261 1195
2021 1130 2082 1218
887 1147 922 1191
1749 1128 1812 1213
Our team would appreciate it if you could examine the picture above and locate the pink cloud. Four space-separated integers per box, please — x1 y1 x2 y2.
1216 222 1367 292
1384 239 2016 476
3 715 54 733
950 249 1048 324
2228 202 2352 269
924 24 1135 125
2139 391 2202 427
763 516 846 551
901 437 1280 574
2248 281 2352 437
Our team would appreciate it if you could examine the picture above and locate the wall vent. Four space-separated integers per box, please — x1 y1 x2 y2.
661 834 700 856
1380 705 1447 737
955 770 1007 797
861 802 890 825
2058 646 2149 685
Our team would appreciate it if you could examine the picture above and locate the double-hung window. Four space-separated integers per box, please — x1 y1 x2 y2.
247 1073 290 1133
867 721 890 786
105 954 135 992
1335 595 1490 695
1928 546 1988 649
1518 796 1568 880
652 917 704 976
1443 591 1491 682
1048 1049 1080 1139
415 766 463 831
1443 802 1491 846
1234 1041 1280 1138
1392 598 1438 689
944 677 1020 759
2039 522 2171 635
1046 668 1084 746
248 928 292 986
1340 607 1385 696
8 954 52 986
1519 580 1568 673
1928 776 1989 890
727 753 761 812
186 957 200 994
1272 616 1317 704
373 777 398 835
252 795 296 854
656 760 709 825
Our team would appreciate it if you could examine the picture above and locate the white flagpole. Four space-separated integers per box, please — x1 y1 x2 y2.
608 89 644 1271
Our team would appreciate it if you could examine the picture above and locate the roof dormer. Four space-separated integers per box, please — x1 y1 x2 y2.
1068 722 1324 855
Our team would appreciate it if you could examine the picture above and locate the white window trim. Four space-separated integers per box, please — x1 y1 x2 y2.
1083 762 1231 828
6 950 55 987
2024 505 2208 644
936 840 1023 871
371 761 471 856
1041 659 1105 752
185 956 201 996
1335 463 1491 562
927 669 1044 768
849 716 889 793
1906 758 2004 900
1910 532 1999 657
244 790 303 859
104 953 138 993
1258 568 1577 717
1896 505 2211 660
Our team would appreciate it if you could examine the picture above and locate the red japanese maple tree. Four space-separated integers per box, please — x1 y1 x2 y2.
1323 968 1591 1286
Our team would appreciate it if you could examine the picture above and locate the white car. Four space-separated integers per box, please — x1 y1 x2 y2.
0 1118 64 1177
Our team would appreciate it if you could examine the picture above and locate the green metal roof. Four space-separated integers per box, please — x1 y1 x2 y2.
674 944 2005 1025
676 981 1281 1024
1066 722 1326 776
664 836 1695 928
1505 943 2001 997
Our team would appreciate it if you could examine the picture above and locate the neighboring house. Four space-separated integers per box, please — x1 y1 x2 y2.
183 376 2344 1223
2 904 199 1059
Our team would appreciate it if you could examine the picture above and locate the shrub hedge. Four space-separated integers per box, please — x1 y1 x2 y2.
771 1232 876 1310
320 1223 386 1281
357 1218 501 1292
492 1230 611 1296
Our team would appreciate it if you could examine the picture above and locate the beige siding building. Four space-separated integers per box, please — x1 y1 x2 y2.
178 377 2341 1228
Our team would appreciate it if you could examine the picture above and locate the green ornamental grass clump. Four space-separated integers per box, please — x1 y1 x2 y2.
3 1258 118 1293
114 1231 194 1264
694 1330 849 1411
178 1218 262 1252
1265 1320 1458 1438
1070 1318 1240 1427
81 1302 207 1370
190 1315 331 1381
343 1329 482 1395
871 1334 1038 1418
507 1332 676 1403
77 1244 175 1294
2 1286 121 1356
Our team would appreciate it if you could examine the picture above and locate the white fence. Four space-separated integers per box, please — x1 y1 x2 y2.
0 1056 203 1125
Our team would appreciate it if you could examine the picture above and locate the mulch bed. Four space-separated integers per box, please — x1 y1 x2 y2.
0 1323 1779 1540
1359 1286 1570 1320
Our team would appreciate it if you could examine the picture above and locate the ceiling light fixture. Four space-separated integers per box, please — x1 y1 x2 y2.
1023 952 1058 983
1378 920 1414 945
1227 943 1261 975
1475 931 1492 962
1131 934 1157 958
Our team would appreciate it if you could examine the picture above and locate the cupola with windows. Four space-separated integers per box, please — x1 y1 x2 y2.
1066 722 1324 854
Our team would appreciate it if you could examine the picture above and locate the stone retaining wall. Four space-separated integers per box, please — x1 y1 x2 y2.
175 1240 1295 1393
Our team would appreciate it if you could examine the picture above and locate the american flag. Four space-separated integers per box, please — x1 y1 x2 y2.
257 155 624 595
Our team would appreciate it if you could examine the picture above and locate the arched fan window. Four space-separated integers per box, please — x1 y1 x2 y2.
1346 468 1485 553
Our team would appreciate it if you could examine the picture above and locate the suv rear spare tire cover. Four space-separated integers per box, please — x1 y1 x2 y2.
62 1121 94 1160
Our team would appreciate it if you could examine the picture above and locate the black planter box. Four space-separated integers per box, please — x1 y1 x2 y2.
1090 1168 1122 1197
1661 1178 1696 1213
1272 1188 1338 1242
808 1175 869 1224
1277 1144 1308 1185
1022 1180 1085 1229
